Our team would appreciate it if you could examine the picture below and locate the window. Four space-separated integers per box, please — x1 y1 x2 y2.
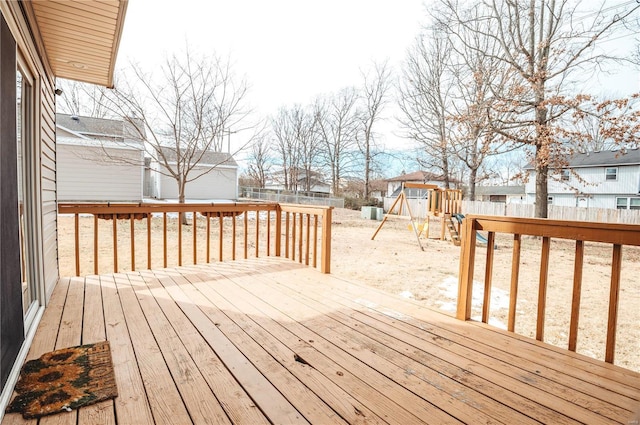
616 197 628 209
616 197 640 210
561 169 570 181
605 167 618 181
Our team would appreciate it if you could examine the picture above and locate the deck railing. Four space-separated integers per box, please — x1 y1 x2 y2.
457 215 640 364
58 202 333 276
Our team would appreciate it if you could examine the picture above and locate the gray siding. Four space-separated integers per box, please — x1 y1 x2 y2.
41 79 58 301
158 166 238 200
57 145 144 202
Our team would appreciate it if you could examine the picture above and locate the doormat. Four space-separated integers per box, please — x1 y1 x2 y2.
6 341 118 419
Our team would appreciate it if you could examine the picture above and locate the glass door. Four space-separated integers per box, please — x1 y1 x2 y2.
17 57 38 328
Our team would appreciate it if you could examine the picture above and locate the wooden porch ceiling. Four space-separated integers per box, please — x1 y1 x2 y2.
3 258 639 424
27 0 128 87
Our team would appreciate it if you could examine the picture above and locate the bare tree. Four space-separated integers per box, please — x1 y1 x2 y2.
271 107 297 190
442 8 514 200
441 0 640 217
292 105 322 193
271 104 320 192
398 32 454 188
245 133 272 188
102 47 250 208
359 61 392 199
314 89 360 195
57 79 112 118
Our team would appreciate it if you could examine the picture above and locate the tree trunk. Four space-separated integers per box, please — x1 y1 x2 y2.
178 180 188 225
364 142 371 199
535 161 548 218
441 143 450 189
534 96 549 218
469 168 477 201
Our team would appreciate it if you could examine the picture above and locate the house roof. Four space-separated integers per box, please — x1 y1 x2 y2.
158 147 238 168
369 179 388 191
475 185 525 196
567 149 640 167
386 171 449 183
25 0 128 87
525 149 640 169
56 114 145 140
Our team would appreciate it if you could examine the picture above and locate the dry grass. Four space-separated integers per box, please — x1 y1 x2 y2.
57 208 639 373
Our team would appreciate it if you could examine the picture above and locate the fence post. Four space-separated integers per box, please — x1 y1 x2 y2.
320 207 333 274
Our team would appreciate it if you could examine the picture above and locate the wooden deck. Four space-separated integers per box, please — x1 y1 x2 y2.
4 257 639 425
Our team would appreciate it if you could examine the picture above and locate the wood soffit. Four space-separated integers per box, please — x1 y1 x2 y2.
27 0 128 88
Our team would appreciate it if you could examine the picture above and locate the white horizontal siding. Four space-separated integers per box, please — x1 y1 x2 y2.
528 165 640 196
57 145 143 202
158 166 238 200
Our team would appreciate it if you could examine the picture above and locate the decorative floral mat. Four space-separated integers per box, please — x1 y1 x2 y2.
6 341 118 419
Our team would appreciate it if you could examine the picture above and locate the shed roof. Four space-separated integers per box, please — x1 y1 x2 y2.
158 147 238 168
57 113 145 140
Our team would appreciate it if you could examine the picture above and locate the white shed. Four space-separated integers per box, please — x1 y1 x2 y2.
56 114 145 202
150 149 238 200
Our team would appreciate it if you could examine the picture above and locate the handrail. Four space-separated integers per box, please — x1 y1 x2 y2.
58 202 333 276
457 214 640 364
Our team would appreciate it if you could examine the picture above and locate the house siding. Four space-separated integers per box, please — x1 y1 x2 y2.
527 164 640 210
57 145 144 202
41 79 57 300
159 166 238 200
0 2 59 304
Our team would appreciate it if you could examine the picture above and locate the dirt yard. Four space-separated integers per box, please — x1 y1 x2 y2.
57 208 639 372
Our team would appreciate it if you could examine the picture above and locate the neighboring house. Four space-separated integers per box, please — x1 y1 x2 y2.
56 114 145 202
475 185 526 203
340 178 387 201
525 149 640 209
265 168 331 195
150 148 239 200
0 0 127 406
385 171 456 198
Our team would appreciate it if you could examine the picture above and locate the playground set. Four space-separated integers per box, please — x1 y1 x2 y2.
371 182 486 250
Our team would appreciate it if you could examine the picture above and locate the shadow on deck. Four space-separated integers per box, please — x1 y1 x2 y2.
3 257 639 424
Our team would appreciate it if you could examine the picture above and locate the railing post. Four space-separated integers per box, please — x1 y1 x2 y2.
320 207 332 274
74 213 80 276
605 244 622 363
275 204 282 257
457 216 476 320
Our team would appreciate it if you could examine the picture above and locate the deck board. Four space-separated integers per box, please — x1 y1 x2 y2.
3 257 639 425
241 260 633 423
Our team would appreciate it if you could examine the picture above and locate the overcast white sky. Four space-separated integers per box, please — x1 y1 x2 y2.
116 0 639 173
118 0 425 116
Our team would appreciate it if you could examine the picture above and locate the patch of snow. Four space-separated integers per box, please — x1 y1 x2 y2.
381 308 410 321
439 302 456 312
437 275 521 319
354 298 377 309
399 290 414 299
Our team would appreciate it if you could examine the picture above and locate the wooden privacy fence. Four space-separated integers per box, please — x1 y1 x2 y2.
457 215 640 364
463 200 640 224
58 202 333 276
